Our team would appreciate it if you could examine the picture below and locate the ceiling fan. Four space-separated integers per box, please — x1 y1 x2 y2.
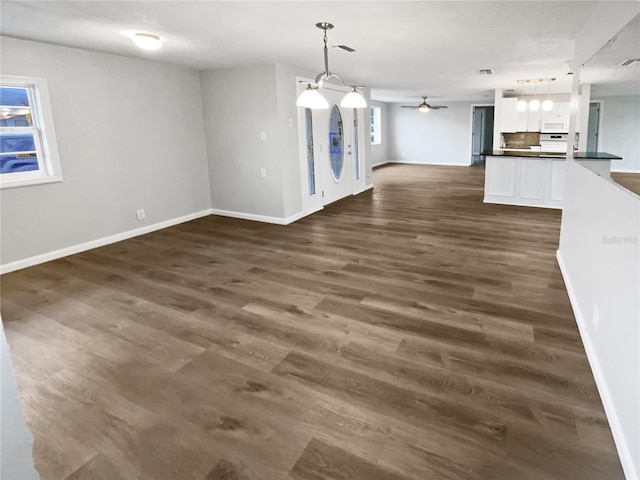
401 97 448 112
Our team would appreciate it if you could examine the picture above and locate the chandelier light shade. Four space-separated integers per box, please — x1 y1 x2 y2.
516 100 528 111
132 33 163 50
296 84 329 109
529 99 540 111
340 88 367 108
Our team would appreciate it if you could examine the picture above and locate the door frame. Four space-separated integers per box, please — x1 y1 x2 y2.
586 100 603 152
470 103 495 166
296 76 366 213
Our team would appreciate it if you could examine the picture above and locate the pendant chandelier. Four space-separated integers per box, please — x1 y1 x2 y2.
296 22 367 110
516 78 555 111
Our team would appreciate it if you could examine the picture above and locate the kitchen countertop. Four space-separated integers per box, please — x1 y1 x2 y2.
482 150 566 159
482 150 623 160
574 152 622 160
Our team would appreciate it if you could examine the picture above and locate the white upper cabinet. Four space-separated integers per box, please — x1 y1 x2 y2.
517 108 542 132
541 102 571 132
501 97 518 132
501 98 579 133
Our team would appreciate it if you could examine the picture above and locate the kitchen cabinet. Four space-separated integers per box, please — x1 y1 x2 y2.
541 102 570 132
516 108 542 132
484 154 566 208
500 97 518 132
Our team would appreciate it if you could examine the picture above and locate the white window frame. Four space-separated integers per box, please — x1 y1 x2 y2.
370 106 381 145
1 75 62 189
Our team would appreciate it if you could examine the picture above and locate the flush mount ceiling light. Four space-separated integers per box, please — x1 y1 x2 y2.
132 33 163 50
296 22 367 110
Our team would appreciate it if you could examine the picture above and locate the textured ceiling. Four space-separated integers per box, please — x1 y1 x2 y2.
0 1 635 102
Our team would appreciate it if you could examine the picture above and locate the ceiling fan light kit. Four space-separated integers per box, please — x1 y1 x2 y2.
401 96 448 112
296 22 367 110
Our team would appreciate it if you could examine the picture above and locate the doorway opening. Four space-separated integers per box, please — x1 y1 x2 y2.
471 106 495 166
586 102 600 152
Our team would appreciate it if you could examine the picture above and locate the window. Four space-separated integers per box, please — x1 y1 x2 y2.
370 106 381 145
1 76 62 188
305 108 316 195
353 110 360 180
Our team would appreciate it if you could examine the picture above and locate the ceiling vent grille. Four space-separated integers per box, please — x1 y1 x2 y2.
619 58 640 66
479 69 494 75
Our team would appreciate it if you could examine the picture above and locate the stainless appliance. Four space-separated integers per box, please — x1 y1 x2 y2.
539 133 568 153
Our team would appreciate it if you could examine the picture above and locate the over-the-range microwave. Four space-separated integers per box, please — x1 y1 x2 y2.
541 120 569 133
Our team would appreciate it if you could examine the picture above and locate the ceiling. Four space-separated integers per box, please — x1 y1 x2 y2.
0 1 632 102
581 13 640 97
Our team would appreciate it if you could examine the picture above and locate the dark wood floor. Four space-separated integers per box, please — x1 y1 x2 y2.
611 171 640 196
1 164 623 479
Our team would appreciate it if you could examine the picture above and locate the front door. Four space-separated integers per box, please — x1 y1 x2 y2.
322 103 353 204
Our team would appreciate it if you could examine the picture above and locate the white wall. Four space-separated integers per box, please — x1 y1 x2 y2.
557 160 639 479
558 6 640 478
200 65 287 219
0 37 212 269
389 101 474 166
371 100 391 166
593 95 640 172
201 63 374 222
1 318 39 480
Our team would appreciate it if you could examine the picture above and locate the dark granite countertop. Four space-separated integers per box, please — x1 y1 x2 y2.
482 150 566 159
482 150 623 160
574 152 622 160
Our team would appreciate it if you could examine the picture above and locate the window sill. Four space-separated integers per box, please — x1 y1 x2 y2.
1 174 63 189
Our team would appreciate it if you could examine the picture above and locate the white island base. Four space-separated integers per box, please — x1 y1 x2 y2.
484 154 566 209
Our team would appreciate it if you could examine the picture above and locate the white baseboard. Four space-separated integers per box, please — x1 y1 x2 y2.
0 209 213 275
556 249 637 480
210 207 322 226
388 160 471 167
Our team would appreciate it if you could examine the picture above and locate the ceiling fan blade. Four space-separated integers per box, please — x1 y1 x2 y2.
333 45 355 52
429 106 448 110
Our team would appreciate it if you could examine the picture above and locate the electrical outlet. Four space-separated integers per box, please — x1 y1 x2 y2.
592 305 599 332
288 118 294 127
136 209 146 220
260 131 267 141
260 168 267 178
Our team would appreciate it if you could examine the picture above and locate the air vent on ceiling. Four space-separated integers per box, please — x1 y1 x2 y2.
619 58 640 66
479 69 494 75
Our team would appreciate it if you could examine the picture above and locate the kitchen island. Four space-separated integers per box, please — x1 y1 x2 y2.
482 150 621 209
